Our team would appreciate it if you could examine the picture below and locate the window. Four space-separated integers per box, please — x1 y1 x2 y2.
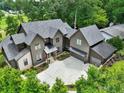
35 44 41 50
23 59 28 66
76 39 81 45
56 37 59 43
36 53 42 61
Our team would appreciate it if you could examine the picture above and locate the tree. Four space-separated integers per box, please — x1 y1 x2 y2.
0 10 4 19
0 67 21 93
5 14 28 35
76 63 124 93
105 0 124 23
51 78 67 93
6 16 19 35
4 0 108 28
0 67 50 93
106 36 124 50
92 8 109 28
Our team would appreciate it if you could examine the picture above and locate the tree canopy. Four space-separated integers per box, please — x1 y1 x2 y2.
76 62 124 93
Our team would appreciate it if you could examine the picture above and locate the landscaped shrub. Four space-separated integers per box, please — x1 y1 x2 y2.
106 36 124 50
57 51 70 61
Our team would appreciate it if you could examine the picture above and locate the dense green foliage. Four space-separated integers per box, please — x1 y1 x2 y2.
0 67 68 93
106 36 124 50
0 54 6 67
51 78 67 93
105 0 124 23
0 67 50 93
76 62 124 93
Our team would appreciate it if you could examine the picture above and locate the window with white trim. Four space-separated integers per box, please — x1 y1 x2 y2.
76 39 82 45
35 43 41 50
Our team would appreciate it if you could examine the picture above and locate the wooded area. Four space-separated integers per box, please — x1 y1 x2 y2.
0 0 124 35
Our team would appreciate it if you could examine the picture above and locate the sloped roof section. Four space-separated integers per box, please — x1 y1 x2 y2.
25 31 37 45
1 36 19 61
66 28 77 38
21 19 73 38
91 42 116 59
80 25 104 46
11 33 25 45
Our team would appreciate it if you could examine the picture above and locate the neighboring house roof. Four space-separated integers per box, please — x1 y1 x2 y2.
21 19 74 38
91 42 116 59
101 31 113 41
80 25 104 46
100 24 124 39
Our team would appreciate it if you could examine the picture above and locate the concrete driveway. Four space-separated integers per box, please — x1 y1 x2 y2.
37 56 89 86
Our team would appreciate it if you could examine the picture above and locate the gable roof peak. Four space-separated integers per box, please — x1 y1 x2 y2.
79 25 104 46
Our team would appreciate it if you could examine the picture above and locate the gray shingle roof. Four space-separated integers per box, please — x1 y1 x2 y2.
100 24 124 39
15 48 30 61
2 36 19 61
25 31 37 45
11 33 25 45
66 28 77 38
1 36 31 61
21 19 73 38
91 42 116 59
80 25 104 46
44 44 57 54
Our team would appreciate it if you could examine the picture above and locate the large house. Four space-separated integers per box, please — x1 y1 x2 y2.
0 19 116 70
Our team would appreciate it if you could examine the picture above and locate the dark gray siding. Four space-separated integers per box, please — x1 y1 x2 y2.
70 31 89 61
63 37 70 49
30 35 45 66
90 49 103 66
53 31 63 53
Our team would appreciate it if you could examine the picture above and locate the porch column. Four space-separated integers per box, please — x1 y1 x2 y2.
54 51 57 60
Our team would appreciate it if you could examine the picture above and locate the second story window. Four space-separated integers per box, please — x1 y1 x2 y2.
23 59 28 66
56 37 59 43
76 39 82 45
35 43 41 50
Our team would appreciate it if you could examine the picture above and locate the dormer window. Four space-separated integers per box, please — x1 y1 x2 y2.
35 43 41 50
76 39 81 45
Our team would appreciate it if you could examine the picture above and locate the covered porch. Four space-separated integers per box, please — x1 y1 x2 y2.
44 44 58 63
